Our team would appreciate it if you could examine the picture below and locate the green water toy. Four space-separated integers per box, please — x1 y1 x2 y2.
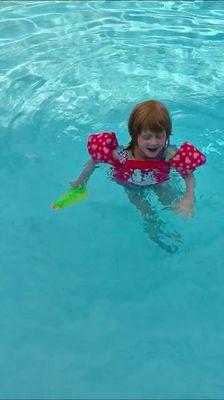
51 186 88 210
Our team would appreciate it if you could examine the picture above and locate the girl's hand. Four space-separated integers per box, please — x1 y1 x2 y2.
70 180 82 188
173 196 195 220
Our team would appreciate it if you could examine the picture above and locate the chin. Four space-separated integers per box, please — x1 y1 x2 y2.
146 149 160 157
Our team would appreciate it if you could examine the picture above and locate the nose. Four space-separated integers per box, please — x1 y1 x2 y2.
149 135 158 145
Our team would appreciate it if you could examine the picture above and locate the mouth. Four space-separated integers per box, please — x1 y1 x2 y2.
147 147 160 153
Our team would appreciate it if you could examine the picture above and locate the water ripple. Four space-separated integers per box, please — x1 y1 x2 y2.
0 1 223 135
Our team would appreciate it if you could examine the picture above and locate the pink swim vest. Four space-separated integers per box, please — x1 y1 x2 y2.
87 132 206 187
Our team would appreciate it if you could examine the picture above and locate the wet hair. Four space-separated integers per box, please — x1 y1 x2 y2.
127 100 172 149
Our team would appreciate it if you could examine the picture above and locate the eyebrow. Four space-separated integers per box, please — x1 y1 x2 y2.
142 131 165 136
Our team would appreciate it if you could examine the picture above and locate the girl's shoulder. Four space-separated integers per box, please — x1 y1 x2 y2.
164 145 179 161
117 145 129 163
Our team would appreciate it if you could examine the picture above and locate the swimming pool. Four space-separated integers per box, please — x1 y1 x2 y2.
1 0 224 398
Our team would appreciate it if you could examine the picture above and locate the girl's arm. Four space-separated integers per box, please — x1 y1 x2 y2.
173 173 196 220
182 172 195 203
70 158 97 188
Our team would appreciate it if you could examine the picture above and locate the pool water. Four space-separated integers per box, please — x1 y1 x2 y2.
1 1 224 398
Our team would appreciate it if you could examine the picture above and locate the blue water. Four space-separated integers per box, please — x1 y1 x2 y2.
1 1 224 398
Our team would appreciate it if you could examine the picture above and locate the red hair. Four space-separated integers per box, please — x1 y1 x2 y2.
128 100 172 148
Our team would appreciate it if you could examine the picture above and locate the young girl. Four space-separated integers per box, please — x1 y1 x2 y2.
70 100 206 251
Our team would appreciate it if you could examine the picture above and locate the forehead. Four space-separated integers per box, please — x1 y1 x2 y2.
140 129 166 136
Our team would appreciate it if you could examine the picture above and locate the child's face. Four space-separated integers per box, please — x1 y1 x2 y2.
136 129 167 158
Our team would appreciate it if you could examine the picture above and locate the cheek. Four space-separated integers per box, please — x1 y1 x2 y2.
160 137 167 145
137 136 147 146
156 136 167 146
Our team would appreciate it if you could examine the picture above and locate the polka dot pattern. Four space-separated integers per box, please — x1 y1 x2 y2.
87 132 118 163
169 141 206 178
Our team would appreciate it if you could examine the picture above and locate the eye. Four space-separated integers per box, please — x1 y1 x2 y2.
141 133 153 140
157 131 166 139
